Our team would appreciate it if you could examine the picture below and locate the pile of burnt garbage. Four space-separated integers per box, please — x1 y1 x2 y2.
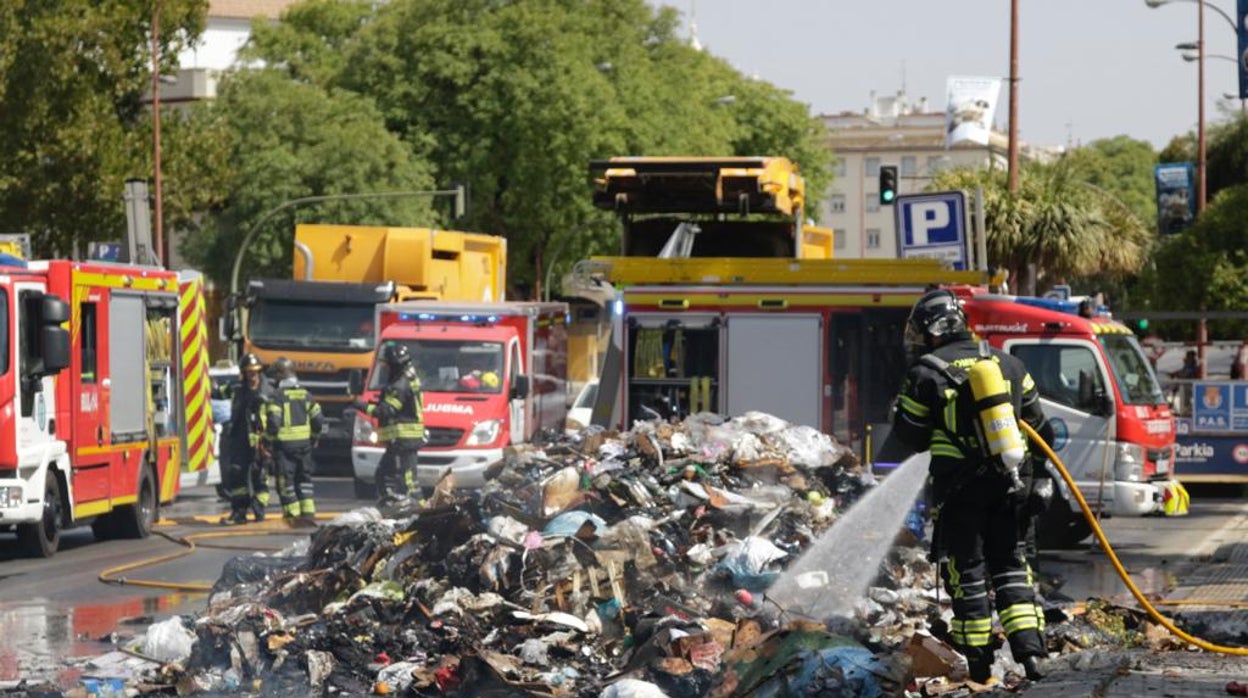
104 413 1189 697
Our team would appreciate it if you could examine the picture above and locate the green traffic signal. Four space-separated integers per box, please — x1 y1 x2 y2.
878 165 898 206
1137 319 1149 331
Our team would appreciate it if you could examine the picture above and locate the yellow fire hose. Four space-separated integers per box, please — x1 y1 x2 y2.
98 520 314 592
1021 421 1248 655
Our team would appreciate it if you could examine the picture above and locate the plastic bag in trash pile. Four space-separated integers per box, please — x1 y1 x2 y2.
121 410 1102 697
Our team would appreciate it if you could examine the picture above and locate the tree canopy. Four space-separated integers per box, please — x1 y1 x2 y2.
929 157 1152 295
198 0 831 294
0 0 207 256
182 69 436 285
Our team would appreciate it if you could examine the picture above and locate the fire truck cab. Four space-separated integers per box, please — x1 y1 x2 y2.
955 287 1186 544
0 260 213 557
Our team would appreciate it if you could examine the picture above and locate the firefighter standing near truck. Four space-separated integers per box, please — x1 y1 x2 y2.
263 357 323 526
366 343 426 504
220 354 272 525
891 289 1055 684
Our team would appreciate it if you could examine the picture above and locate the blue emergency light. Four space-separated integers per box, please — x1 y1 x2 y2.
398 312 500 324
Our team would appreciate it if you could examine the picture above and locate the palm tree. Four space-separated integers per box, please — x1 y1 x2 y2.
929 160 1150 295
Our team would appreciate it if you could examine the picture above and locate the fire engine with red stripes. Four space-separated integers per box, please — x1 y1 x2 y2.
0 259 213 557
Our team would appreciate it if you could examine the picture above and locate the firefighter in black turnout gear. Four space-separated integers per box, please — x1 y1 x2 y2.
264 357 323 526
220 353 271 525
367 343 426 504
891 289 1055 684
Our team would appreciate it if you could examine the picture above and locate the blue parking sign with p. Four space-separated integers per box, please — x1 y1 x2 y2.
895 191 968 270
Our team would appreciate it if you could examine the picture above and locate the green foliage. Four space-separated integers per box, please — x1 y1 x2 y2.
1150 184 1248 338
185 70 435 285
221 0 828 294
1062 136 1157 228
0 0 207 256
929 159 1151 295
1206 115 1248 199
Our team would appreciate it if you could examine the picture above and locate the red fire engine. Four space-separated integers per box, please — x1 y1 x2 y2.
0 260 213 557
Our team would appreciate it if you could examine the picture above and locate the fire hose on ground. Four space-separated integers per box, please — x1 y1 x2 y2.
97 518 329 592
1021 420 1248 656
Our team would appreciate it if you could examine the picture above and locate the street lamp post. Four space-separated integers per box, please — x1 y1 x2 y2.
1007 0 1020 196
228 186 467 297
1199 0 1207 213
151 0 164 266
1148 0 1233 213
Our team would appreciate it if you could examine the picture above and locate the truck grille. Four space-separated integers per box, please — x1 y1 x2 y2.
299 370 356 399
425 428 464 448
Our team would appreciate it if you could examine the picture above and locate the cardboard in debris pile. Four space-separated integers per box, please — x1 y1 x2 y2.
99 411 1191 696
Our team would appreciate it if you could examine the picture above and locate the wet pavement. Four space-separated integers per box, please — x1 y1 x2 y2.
2 466 1248 696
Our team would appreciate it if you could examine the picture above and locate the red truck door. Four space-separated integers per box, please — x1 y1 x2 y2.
70 294 110 503
508 339 524 443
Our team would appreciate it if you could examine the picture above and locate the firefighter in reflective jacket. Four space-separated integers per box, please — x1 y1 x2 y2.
367 343 425 503
263 357 323 525
891 289 1055 684
220 353 272 525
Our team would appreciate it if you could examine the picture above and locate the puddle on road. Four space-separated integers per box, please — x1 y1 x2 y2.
1042 551 1178 603
0 592 205 687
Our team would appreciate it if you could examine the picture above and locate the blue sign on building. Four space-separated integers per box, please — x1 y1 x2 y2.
1190 381 1248 433
894 191 968 270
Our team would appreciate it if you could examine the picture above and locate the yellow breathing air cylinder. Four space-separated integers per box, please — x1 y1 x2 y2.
967 357 1027 492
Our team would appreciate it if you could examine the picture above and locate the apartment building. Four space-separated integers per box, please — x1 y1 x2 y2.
163 0 301 103
819 91 1058 260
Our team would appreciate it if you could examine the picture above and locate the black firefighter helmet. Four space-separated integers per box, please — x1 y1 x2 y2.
905 288 967 353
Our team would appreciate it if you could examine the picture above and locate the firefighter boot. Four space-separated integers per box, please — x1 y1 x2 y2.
1022 656 1045 682
219 511 247 526
967 654 994 685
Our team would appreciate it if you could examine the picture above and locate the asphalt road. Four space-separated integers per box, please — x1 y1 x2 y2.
0 480 1244 689
0 476 369 686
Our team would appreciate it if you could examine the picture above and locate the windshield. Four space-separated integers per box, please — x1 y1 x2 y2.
575 383 598 409
368 339 505 394
248 299 375 352
1099 334 1165 405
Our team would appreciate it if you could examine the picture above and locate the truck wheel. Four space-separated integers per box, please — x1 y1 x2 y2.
17 474 62 558
1036 498 1094 549
91 513 116 541
115 468 157 539
353 476 376 500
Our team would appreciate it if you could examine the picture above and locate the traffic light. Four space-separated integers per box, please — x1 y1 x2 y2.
879 165 898 205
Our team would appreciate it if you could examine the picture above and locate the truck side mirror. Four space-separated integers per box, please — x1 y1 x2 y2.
1078 369 1113 417
511 374 530 400
40 326 70 375
41 295 69 325
348 369 364 397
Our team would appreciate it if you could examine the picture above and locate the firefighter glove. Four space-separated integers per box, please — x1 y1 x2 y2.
1029 477 1054 514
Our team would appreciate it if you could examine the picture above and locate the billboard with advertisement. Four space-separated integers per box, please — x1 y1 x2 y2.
945 76 1002 147
1154 163 1196 235
1239 0 1248 98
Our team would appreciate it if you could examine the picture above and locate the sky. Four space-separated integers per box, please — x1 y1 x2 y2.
654 0 1241 150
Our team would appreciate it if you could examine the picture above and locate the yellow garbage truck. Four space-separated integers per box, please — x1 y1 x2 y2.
236 224 506 462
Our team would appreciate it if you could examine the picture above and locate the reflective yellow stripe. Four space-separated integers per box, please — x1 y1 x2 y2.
1022 373 1035 392
900 395 929 417
942 388 958 431
1001 604 1040 634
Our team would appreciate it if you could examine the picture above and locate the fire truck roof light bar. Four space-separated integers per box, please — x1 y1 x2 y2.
398 312 500 324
